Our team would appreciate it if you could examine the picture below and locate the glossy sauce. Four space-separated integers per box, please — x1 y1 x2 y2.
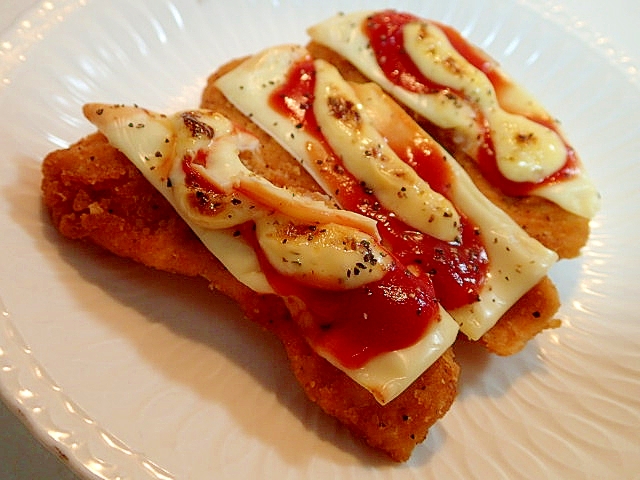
364 10 577 196
271 59 488 310
237 222 439 369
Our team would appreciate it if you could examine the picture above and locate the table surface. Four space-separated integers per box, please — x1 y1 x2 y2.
0 0 638 479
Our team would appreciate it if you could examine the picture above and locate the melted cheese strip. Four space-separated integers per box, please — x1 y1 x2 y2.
313 60 461 242
215 45 558 340
83 104 273 293
255 213 392 290
352 83 557 338
83 105 386 291
308 11 600 219
321 304 458 405
82 103 459 404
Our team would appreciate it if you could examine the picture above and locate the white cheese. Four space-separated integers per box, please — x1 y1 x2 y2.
255 213 393 290
313 59 461 242
83 102 458 404
83 104 274 294
352 82 559 339
215 46 558 340
308 11 600 219
320 305 459 404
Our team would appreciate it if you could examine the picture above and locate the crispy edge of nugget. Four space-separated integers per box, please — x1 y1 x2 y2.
306 41 591 260
41 130 460 462
202 56 561 356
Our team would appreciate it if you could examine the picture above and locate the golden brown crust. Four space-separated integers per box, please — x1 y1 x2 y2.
283 335 459 462
480 277 561 356
306 41 590 259
41 131 459 462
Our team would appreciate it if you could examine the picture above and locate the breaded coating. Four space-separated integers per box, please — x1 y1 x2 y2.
306 41 590 259
41 132 459 462
481 276 560 356
201 61 561 356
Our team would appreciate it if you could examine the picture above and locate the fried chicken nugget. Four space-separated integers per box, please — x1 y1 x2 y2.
41 131 460 462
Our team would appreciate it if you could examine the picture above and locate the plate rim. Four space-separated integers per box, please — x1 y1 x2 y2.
1 1 639 479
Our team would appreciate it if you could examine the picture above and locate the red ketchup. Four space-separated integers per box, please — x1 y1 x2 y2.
270 58 488 311
236 223 439 370
363 10 578 197
178 110 441 369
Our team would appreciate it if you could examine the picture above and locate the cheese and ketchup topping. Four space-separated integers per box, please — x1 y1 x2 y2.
308 10 600 219
83 103 459 404
215 45 558 340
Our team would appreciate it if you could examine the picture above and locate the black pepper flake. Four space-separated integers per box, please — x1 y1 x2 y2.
360 181 374 195
532 311 541 318
96 108 104 115
232 230 241 237
182 111 214 139
231 198 242 205
166 178 173 188
154 151 162 158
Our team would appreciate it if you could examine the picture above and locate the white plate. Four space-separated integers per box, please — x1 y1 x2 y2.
1 0 639 478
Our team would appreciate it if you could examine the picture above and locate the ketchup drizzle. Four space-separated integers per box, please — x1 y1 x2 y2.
175 108 442 369
363 10 577 196
270 58 488 310
237 222 439 369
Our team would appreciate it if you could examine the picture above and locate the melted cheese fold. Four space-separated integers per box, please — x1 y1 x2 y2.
83 103 459 404
313 59 461 242
215 45 558 340
308 11 600 219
